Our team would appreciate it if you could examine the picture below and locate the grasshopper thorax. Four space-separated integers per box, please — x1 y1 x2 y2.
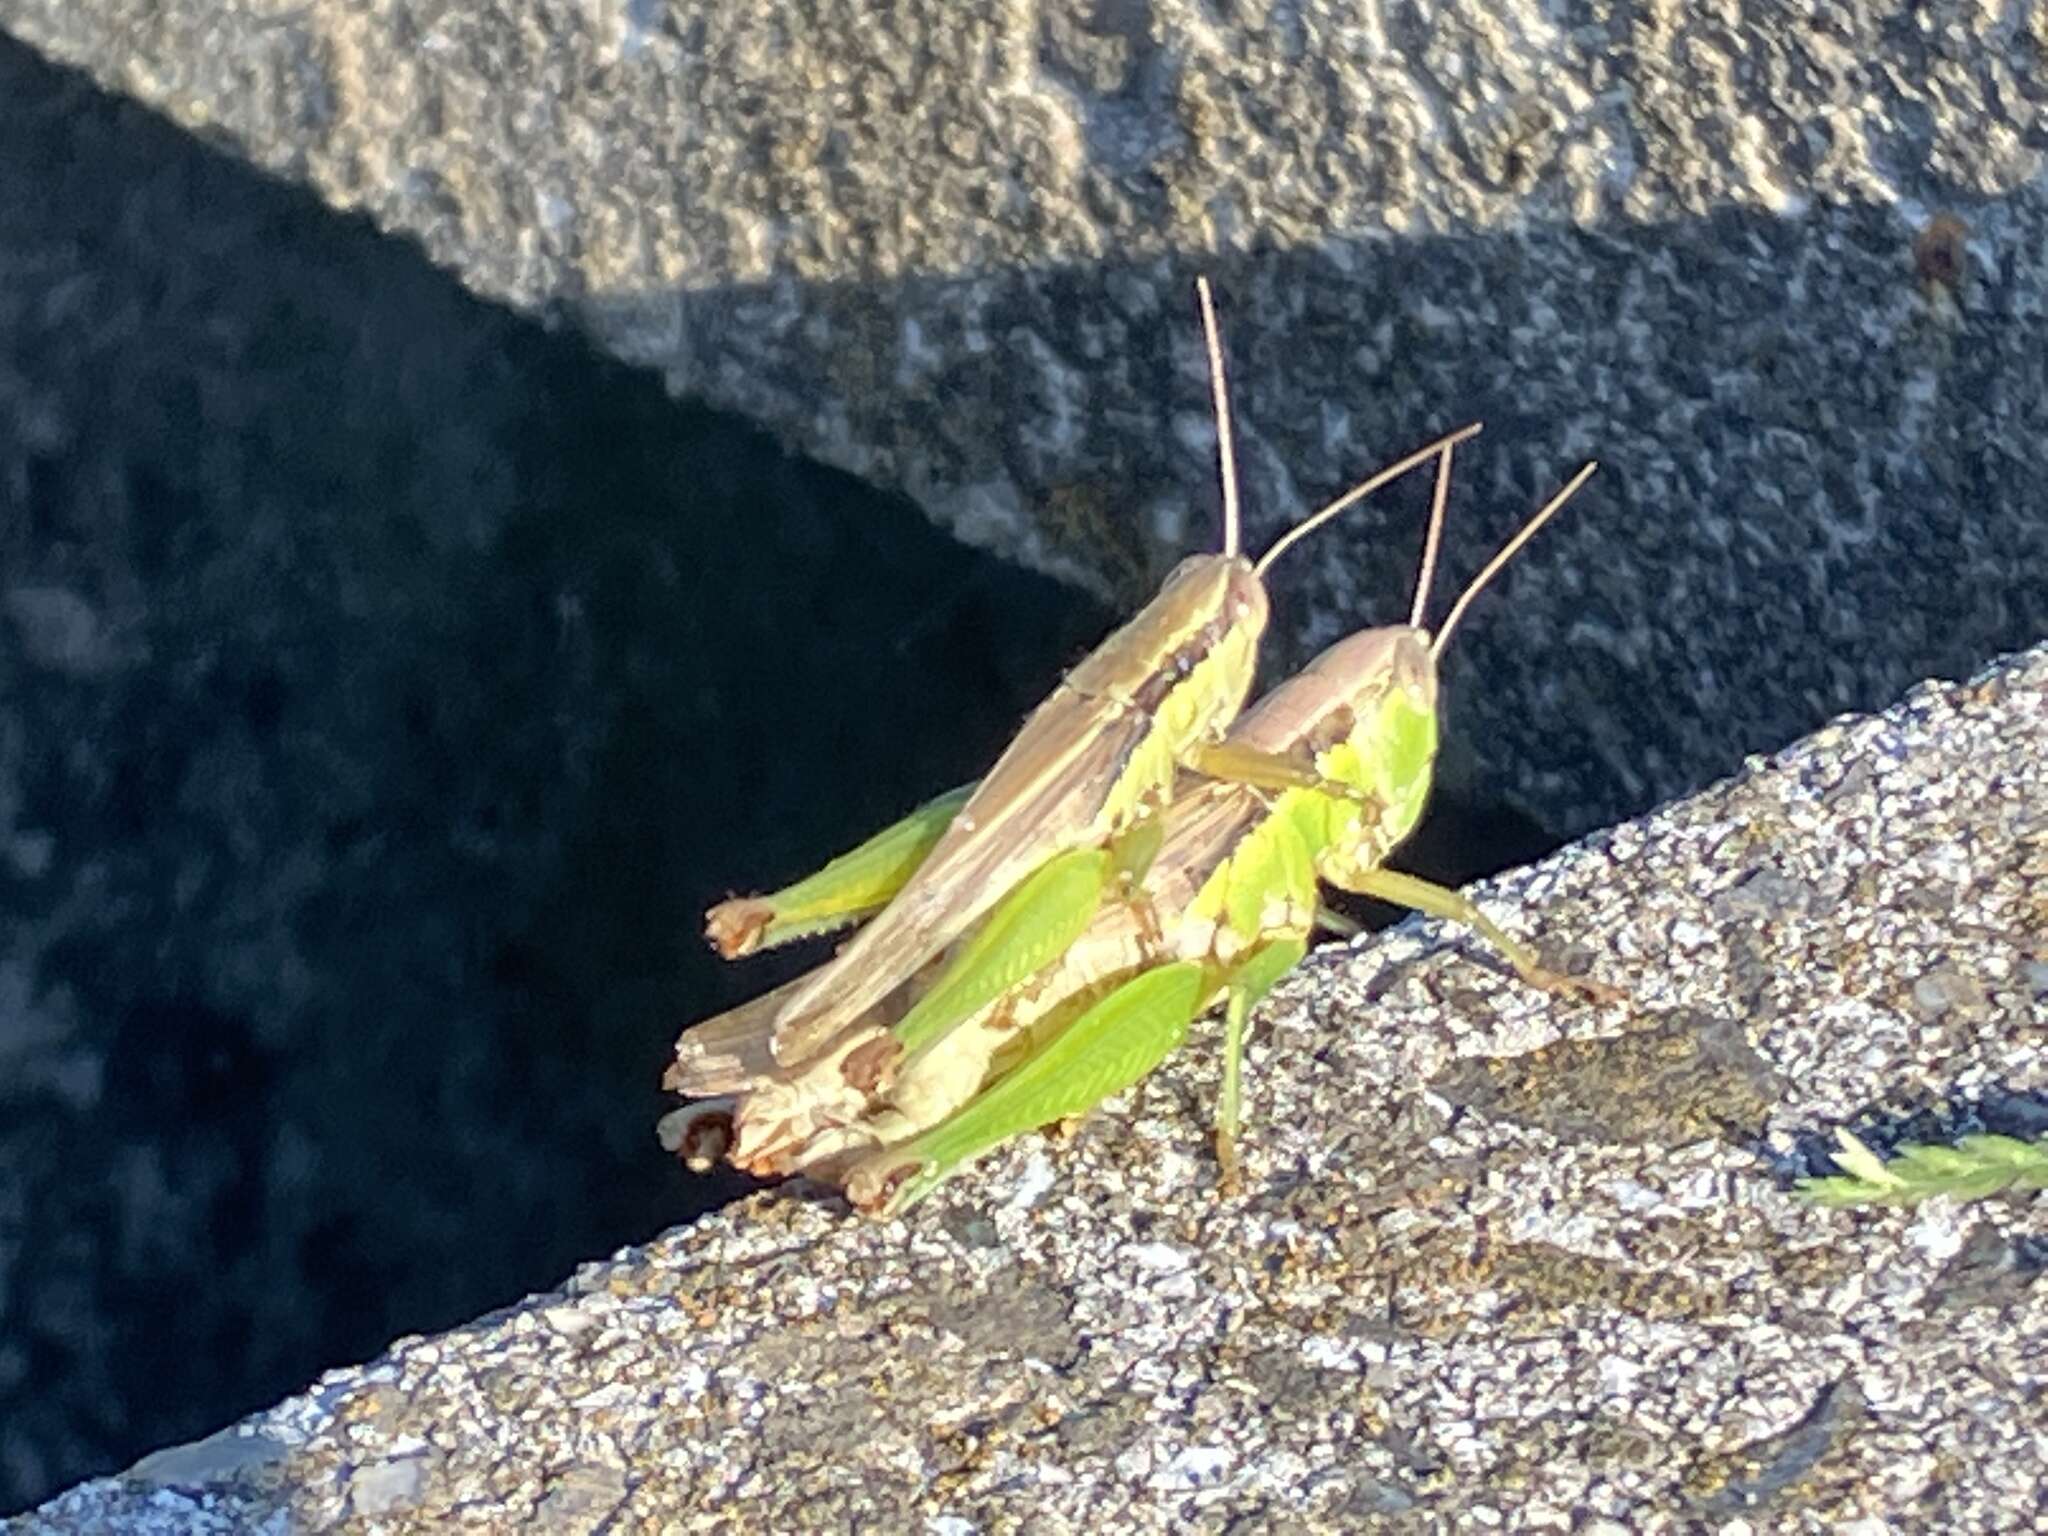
1156 550 1267 624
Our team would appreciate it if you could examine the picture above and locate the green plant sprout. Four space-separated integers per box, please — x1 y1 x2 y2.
1798 1128 2048 1208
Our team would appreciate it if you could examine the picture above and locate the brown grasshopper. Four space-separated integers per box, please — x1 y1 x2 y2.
702 279 1480 1071
667 447 1617 1211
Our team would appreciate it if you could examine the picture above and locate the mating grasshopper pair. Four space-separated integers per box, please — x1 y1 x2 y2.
662 281 1614 1214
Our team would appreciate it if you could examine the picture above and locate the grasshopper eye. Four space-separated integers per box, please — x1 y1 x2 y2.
1386 634 1437 707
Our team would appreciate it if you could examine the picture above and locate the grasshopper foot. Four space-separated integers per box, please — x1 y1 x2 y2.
705 897 774 959
1522 963 1626 1007
1214 1127 1243 1197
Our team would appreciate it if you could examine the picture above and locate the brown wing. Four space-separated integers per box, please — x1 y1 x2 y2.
670 930 964 1098
1141 776 1270 910
664 973 811 1096
765 679 1152 1064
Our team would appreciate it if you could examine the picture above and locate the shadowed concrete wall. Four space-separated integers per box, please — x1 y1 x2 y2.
5 0 2044 839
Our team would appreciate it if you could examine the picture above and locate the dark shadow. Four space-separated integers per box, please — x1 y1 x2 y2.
0 37 1110 1510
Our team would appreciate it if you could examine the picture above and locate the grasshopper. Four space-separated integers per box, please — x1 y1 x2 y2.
705 279 1480 1069
665 450 1611 1213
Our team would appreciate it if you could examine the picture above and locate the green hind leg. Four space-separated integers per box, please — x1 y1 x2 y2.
889 843 1119 1060
849 962 1210 1214
887 804 1175 1066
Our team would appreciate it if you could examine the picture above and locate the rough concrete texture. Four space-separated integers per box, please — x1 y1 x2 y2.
4 1 2045 838
0 35 1109 1512
17 644 2044 1533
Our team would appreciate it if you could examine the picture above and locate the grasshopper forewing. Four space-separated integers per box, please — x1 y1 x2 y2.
707 279 1479 1069
666 452 1615 1212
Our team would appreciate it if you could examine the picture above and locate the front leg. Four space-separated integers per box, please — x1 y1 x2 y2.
1213 936 1308 1191
1185 740 1380 807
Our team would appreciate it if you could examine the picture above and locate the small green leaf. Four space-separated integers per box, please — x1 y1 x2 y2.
1829 1130 1897 1186
1796 1129 2048 1209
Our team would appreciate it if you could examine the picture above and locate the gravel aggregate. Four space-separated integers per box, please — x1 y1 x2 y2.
19 644 2043 1532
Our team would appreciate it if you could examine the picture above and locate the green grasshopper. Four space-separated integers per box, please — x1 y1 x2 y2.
666 451 1610 1213
706 279 1479 1071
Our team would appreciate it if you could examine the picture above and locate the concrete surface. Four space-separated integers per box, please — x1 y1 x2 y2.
17 642 2044 1532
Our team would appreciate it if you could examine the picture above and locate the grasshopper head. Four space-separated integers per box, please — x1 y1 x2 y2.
1155 552 1268 635
1302 624 1437 718
1067 552 1268 718
1233 624 1436 756
1229 624 1441 852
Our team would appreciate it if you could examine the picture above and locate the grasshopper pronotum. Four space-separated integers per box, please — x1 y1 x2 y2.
666 450 1615 1212
707 280 1479 1070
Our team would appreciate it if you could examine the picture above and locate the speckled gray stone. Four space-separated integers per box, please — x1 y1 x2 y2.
4 1 2044 837
18 645 2043 1533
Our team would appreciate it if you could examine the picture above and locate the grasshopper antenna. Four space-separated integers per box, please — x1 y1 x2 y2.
1253 421 1482 579
1195 277 1243 560
1431 461 1598 659
1408 437 1457 629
